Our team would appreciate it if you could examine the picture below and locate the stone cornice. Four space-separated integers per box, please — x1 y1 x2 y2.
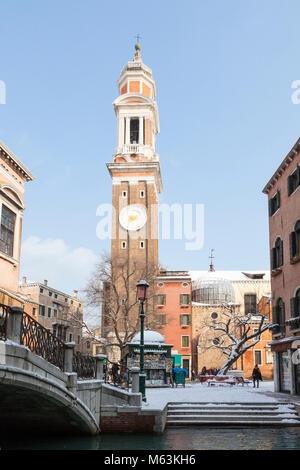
262 137 300 194
0 140 35 182
107 161 163 193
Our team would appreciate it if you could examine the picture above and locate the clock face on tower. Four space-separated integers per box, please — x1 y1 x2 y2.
119 204 147 231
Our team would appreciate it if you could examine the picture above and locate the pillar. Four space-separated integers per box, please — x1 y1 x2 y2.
139 117 144 145
95 354 107 380
126 117 130 145
130 367 140 393
273 351 280 392
64 341 75 373
288 348 297 395
6 306 24 344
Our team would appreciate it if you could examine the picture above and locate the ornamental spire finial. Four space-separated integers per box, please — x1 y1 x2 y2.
134 34 142 62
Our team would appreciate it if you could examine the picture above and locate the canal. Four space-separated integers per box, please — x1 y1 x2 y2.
2 427 300 450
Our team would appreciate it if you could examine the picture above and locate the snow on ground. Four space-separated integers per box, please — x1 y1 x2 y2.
143 381 277 410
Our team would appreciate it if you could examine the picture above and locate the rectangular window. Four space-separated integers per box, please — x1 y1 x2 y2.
181 336 190 348
39 305 45 317
156 294 166 306
266 348 273 364
156 314 166 326
254 350 262 366
288 165 300 196
69 333 73 342
54 293 58 299
53 309 57 317
78 336 80 344
180 294 190 306
49 291 52 297
253 328 261 341
0 205 16 257
269 190 280 216
40 288 44 294
48 307 51 318
32 308 36 316
180 314 191 326
244 294 257 314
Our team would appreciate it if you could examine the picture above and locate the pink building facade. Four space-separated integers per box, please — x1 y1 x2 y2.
263 138 300 395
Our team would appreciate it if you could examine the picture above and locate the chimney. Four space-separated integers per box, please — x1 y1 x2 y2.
44 280 48 286
73 290 78 298
22 276 27 284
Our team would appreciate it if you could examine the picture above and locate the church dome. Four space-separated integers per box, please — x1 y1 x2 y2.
132 330 165 345
192 272 235 305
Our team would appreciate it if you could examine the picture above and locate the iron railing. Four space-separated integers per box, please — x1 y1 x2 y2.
72 351 96 380
21 311 65 370
0 304 10 341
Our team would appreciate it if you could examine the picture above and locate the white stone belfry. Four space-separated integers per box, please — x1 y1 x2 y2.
112 44 160 163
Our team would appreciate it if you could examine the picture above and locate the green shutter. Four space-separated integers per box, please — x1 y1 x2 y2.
288 175 294 196
279 239 284 267
272 306 278 324
290 297 298 318
271 247 276 269
290 231 296 259
180 294 183 305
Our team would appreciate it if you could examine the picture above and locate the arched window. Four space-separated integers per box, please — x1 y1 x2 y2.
272 237 284 269
290 220 300 260
291 288 300 318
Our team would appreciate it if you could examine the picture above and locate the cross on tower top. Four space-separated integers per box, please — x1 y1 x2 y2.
135 34 142 44
209 249 215 272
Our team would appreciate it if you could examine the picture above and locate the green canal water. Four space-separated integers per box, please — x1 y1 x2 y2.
2 427 300 450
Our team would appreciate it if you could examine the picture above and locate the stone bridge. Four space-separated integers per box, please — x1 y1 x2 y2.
0 305 143 436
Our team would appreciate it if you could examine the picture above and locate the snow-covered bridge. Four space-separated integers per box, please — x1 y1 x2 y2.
0 305 141 435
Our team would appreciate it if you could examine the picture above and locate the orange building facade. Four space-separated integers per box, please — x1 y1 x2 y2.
0 140 36 317
155 270 192 376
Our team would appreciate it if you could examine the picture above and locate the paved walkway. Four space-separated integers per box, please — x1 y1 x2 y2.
143 381 300 410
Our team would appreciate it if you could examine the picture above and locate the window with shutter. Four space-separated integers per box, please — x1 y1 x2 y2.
156 294 166 306
269 191 281 216
290 297 298 318
290 231 297 259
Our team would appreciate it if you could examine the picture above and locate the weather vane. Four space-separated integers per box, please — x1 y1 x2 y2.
135 34 142 44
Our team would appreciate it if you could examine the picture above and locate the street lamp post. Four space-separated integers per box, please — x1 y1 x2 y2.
136 279 149 403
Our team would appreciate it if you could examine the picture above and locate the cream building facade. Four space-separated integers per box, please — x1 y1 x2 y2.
190 269 272 376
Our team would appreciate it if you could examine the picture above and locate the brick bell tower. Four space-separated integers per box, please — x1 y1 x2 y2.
107 43 162 274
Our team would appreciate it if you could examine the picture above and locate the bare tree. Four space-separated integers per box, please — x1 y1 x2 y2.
82 252 162 359
198 303 275 375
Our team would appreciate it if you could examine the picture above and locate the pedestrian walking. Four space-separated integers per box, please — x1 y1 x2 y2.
252 364 262 388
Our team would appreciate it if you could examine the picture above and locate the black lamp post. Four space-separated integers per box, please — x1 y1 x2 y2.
136 279 149 402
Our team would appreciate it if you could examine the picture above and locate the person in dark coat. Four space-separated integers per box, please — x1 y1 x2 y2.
112 363 119 385
252 365 262 388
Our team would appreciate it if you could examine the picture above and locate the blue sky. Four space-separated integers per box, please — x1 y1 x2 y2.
1 0 300 295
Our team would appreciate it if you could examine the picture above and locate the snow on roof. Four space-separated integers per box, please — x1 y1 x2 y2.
189 270 271 282
132 330 166 345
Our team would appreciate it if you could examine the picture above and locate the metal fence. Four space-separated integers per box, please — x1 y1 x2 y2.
72 351 96 379
21 311 65 370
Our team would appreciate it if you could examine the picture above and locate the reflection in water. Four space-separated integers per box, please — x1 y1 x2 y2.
2 427 300 450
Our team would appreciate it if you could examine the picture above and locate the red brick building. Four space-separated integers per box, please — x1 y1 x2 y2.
155 270 192 376
263 137 300 395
